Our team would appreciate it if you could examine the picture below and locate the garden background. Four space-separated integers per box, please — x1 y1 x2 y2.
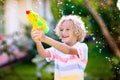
0 0 120 80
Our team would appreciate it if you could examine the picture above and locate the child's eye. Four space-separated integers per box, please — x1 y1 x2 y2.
66 29 70 30
60 29 63 31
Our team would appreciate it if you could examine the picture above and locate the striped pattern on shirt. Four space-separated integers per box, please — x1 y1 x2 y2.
46 42 88 80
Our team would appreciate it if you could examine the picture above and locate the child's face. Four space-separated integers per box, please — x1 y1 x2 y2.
59 20 78 46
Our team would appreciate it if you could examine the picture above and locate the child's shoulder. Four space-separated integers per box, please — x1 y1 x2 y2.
74 42 87 46
74 42 88 49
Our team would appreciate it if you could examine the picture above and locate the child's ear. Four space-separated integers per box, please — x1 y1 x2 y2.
75 29 80 35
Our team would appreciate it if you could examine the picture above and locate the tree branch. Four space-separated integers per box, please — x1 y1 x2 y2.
85 0 120 58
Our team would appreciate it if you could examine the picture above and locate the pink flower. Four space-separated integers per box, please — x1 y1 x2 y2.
0 34 3 40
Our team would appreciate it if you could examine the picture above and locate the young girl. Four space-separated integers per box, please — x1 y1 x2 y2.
31 15 88 80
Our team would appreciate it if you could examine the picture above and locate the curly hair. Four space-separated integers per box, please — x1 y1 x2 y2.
55 15 87 42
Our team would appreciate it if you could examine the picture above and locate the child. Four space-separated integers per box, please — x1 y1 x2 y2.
31 15 88 80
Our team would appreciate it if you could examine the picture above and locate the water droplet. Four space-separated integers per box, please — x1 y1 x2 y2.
99 49 102 53
90 34 94 36
66 3 69 6
59 9 62 12
96 45 98 48
99 41 101 44
86 27 88 29
96 41 98 43
72 11 74 14
92 37 96 40
71 6 75 8
105 56 111 60
58 1 63 5
79 12 81 15
112 27 115 30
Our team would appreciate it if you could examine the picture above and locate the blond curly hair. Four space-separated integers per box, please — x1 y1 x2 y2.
55 15 86 42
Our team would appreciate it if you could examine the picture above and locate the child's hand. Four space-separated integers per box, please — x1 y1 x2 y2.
31 27 46 43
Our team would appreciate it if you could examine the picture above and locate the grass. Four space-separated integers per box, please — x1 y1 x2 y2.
0 62 37 80
0 60 54 80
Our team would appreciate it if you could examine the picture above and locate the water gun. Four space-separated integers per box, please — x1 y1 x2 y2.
26 9 49 34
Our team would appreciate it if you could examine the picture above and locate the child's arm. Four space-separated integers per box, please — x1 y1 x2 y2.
31 29 78 58
43 36 78 55
31 30 51 58
36 42 51 58
31 29 78 56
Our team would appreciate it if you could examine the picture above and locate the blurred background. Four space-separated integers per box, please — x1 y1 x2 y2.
0 0 120 80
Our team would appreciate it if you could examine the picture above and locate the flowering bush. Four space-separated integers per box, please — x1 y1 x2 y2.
0 24 38 68
0 31 35 67
0 34 3 40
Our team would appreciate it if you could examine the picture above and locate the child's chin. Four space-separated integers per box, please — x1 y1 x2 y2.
62 40 68 43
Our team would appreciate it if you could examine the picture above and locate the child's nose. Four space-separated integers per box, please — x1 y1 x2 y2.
62 30 66 34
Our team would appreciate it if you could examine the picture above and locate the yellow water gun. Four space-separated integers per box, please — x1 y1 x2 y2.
26 9 49 34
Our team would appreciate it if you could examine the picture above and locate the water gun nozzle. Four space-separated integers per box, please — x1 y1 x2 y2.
26 10 30 14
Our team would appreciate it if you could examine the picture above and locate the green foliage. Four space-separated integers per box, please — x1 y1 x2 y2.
50 0 61 22
0 0 4 6
60 0 89 16
85 42 113 79
98 1 120 38
51 0 89 19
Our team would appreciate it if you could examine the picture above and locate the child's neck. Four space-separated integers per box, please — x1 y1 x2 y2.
65 41 77 46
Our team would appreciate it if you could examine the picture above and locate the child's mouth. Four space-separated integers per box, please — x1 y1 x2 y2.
62 36 69 38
